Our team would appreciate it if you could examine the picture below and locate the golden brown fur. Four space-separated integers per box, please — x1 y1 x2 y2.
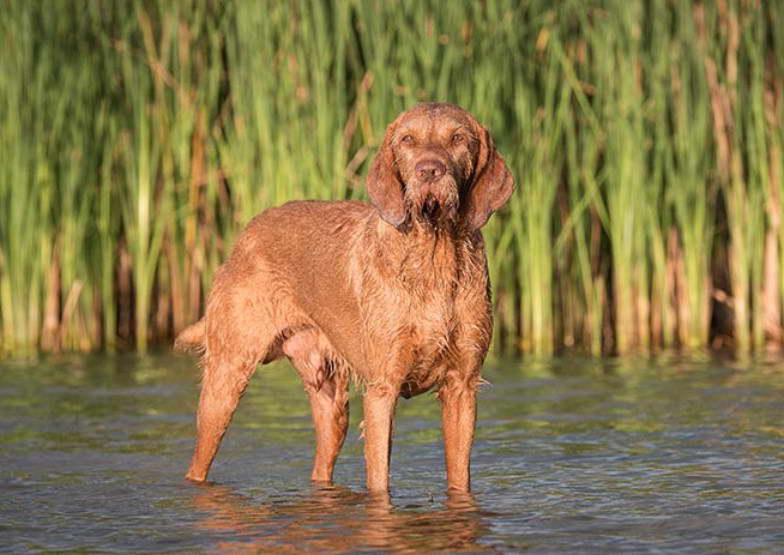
177 103 514 492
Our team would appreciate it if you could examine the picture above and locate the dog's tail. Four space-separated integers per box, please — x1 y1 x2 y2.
174 319 206 353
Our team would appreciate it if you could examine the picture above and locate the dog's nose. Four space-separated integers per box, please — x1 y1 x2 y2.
415 159 447 182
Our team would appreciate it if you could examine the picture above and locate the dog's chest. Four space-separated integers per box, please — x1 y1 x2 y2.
411 288 454 347
396 286 457 389
360 228 475 388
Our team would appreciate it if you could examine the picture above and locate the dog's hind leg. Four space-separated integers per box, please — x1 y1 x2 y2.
186 354 259 482
284 330 350 483
305 366 349 483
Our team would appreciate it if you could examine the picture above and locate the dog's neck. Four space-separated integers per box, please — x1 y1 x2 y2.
371 216 461 292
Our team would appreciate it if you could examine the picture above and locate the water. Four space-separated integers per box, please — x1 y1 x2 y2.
1 353 783 553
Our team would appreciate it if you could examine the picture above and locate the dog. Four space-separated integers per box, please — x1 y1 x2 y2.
176 103 514 492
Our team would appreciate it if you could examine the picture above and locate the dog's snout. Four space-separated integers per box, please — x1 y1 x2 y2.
415 159 447 182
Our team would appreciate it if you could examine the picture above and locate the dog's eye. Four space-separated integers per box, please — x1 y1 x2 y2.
401 135 414 144
451 132 464 144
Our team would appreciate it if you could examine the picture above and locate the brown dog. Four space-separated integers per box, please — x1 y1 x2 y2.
176 103 513 492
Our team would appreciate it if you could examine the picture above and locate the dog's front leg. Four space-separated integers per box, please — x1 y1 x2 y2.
439 375 478 492
362 385 399 492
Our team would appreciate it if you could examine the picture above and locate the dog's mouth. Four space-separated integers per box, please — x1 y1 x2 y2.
405 173 460 228
416 194 457 227
422 196 441 221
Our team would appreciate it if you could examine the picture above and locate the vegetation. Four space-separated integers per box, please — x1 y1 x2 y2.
1 0 782 357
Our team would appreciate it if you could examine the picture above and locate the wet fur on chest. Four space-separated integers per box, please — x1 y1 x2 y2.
354 221 465 395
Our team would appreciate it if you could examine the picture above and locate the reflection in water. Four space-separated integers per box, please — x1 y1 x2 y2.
191 483 489 553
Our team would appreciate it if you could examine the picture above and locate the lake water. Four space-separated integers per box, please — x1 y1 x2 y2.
1 353 783 553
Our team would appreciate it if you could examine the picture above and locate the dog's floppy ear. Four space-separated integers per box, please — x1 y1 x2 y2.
366 121 406 228
465 126 515 230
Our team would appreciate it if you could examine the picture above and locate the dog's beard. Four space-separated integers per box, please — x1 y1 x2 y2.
406 178 459 229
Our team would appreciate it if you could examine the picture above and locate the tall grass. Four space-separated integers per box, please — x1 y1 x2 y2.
1 0 782 357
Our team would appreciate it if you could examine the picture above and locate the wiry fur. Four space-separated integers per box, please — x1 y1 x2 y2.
176 103 514 492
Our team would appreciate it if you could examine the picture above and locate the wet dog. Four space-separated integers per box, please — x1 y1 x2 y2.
176 103 513 492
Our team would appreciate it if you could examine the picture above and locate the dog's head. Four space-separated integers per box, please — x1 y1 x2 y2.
366 103 514 232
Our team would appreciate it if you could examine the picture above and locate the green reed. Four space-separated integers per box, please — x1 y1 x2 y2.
1 0 782 357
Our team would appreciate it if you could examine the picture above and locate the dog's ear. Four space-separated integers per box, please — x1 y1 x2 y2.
366 122 406 228
464 126 514 230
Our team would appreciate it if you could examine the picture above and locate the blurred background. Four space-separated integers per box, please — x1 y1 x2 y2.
1 0 782 358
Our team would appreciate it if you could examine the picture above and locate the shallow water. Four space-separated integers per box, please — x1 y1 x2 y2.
1 353 783 553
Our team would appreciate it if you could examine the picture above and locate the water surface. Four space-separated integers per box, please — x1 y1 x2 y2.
1 353 783 552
